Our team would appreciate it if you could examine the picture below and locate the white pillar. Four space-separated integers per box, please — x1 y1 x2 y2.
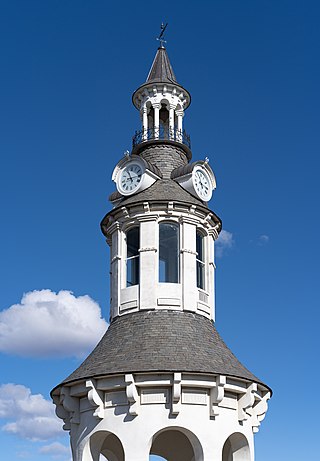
109 222 121 319
142 105 148 141
139 217 157 310
208 232 215 321
176 110 184 142
169 104 175 139
180 217 197 313
153 103 160 139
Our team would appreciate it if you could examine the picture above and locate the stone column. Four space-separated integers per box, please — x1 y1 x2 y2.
180 217 197 313
169 104 175 139
153 103 160 139
142 105 148 141
139 214 158 310
208 231 216 321
176 110 184 142
109 222 121 319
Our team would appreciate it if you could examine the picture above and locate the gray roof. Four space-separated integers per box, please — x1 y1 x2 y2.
53 310 269 391
115 179 208 209
146 47 177 84
171 162 197 179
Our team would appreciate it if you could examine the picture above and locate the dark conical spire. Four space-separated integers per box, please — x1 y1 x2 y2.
146 46 178 84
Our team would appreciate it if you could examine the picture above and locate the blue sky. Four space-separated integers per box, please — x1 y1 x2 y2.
1 1 319 460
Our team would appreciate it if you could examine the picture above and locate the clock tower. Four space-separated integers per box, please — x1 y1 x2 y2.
52 39 271 461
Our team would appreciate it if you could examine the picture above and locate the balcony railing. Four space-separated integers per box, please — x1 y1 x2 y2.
132 127 191 150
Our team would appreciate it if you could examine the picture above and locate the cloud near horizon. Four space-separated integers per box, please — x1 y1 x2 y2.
39 441 70 457
216 230 234 257
0 383 62 441
0 290 108 358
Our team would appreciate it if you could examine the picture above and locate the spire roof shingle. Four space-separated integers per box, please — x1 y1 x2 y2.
146 46 178 84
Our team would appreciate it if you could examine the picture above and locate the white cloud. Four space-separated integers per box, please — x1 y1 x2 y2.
39 442 70 457
216 229 234 257
0 290 108 358
0 383 62 441
258 234 270 245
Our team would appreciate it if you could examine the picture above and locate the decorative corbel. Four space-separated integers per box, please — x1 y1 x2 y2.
251 392 271 433
172 373 181 415
86 379 104 420
121 207 130 219
167 201 174 214
52 392 71 431
143 202 150 213
210 375 226 417
238 383 257 422
60 386 80 425
125 374 138 416
189 205 196 215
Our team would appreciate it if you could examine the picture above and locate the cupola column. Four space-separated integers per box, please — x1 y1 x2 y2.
208 231 216 321
180 217 198 313
169 103 175 139
142 105 148 141
108 222 121 319
176 109 184 142
139 215 158 310
152 103 160 138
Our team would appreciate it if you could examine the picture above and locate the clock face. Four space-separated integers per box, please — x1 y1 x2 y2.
193 168 212 201
118 162 143 195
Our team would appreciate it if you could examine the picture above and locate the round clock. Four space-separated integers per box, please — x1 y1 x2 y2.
192 167 212 201
117 162 144 195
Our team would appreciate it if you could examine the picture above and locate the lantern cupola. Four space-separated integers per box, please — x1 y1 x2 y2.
132 44 191 157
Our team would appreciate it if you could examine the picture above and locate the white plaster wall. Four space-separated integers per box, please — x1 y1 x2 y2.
75 395 254 461
54 372 268 461
106 204 219 321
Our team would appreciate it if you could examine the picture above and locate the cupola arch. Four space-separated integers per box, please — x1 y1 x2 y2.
149 426 204 461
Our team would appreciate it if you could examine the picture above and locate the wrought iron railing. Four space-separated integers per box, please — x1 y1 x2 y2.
132 127 191 150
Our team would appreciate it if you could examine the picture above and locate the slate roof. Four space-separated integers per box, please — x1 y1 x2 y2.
53 310 269 391
146 46 177 84
115 179 208 209
171 162 197 179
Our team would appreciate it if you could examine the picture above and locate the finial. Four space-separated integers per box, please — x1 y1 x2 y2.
124 150 130 158
204 156 210 164
156 22 168 48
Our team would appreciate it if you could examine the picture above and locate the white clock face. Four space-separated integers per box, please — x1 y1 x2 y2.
118 163 143 195
193 168 212 201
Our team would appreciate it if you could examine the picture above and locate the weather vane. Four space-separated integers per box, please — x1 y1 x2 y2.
156 22 168 48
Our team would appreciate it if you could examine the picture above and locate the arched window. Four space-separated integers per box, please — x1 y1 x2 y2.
159 222 179 283
196 231 205 289
126 227 139 287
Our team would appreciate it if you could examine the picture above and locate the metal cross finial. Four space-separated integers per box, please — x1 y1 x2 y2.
156 22 168 48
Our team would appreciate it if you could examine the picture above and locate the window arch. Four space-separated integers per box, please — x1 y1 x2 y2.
126 226 140 287
196 231 205 289
159 222 179 283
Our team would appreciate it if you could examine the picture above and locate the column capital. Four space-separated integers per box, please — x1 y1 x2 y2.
176 109 184 117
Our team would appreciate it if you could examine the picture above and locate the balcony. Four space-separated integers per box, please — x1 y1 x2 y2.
132 127 191 150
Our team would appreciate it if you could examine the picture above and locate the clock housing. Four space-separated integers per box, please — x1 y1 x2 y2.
112 155 161 197
171 160 216 202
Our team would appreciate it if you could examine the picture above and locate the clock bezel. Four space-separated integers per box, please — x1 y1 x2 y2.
192 166 213 201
